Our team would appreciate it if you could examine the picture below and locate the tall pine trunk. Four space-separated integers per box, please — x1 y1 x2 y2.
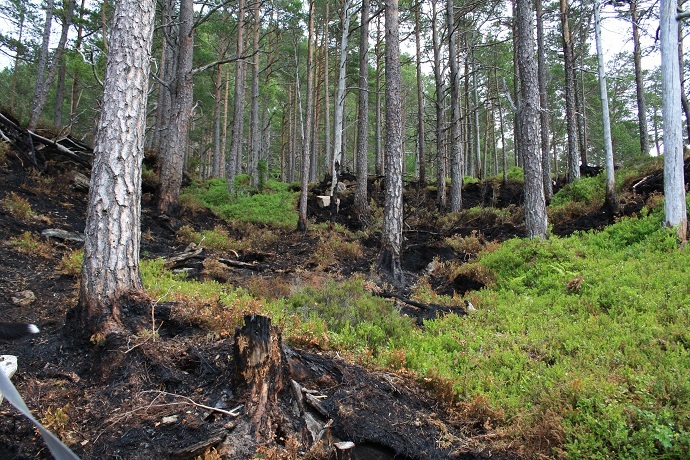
330 0 353 196
560 0 580 183
248 0 261 186
594 1 617 213
536 0 553 201
354 0 371 225
29 0 75 131
158 0 194 215
379 0 404 283
447 0 463 213
78 0 156 337
516 0 547 239
298 0 316 232
660 0 688 240
630 0 649 155
414 2 426 184
432 0 446 209
227 0 247 190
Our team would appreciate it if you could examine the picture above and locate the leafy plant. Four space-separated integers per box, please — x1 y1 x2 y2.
10 231 53 257
57 249 84 277
1 192 35 221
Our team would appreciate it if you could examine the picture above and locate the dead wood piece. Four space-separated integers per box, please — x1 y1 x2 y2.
334 441 355 460
165 243 203 267
71 172 91 192
41 228 85 243
233 315 291 442
170 431 227 459
377 291 467 315
218 257 260 270
28 130 92 167
304 392 329 418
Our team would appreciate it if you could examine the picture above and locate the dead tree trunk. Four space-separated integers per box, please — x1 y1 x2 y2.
233 315 290 441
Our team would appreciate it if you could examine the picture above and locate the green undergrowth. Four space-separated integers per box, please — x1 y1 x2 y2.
153 173 689 458
181 177 299 229
387 200 690 459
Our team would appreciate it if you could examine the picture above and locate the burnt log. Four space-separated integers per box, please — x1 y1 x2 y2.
233 315 292 442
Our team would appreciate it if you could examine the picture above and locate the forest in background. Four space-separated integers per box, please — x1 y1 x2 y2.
0 0 674 189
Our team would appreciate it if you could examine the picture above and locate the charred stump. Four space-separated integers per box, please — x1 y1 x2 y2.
233 315 295 443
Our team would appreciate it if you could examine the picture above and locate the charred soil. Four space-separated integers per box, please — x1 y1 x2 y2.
0 134 680 459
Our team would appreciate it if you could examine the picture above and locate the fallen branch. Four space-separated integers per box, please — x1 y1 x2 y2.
218 257 260 270
143 390 243 417
376 291 467 315
27 131 92 167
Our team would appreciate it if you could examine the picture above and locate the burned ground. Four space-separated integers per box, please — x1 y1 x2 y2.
0 133 680 460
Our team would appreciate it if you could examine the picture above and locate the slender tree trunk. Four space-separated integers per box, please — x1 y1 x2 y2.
78 0 156 337
379 0 404 283
69 0 87 131
536 0 553 202
330 0 353 196
660 0 688 240
10 4 26 111
630 0 649 155
375 13 384 176
29 0 55 129
298 1 316 231
433 0 446 208
249 0 261 186
324 2 332 178
594 1 617 213
447 0 463 213
653 106 661 155
415 2 426 184
221 66 231 165
151 0 175 154
159 0 194 215
575 63 588 166
472 53 481 179
29 0 75 131
678 6 690 143
228 0 247 190
560 0 580 183
512 0 521 168
54 55 66 127
354 0 371 225
212 64 225 178
516 0 547 239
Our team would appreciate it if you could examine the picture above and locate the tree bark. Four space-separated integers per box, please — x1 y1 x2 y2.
233 315 290 441
212 63 226 178
324 2 332 178
559 0 580 183
159 0 194 216
298 0 316 232
516 0 547 239
354 0 371 225
248 0 261 186
330 0 353 196
78 0 155 337
375 13 384 176
29 0 75 131
677 4 690 144
69 0 87 131
535 0 553 202
414 2 426 184
227 0 247 190
630 0 649 155
379 0 404 283
660 0 688 241
447 0 463 213
432 0 446 209
594 1 617 213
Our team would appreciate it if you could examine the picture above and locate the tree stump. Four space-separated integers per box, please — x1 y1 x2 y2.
233 315 290 442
